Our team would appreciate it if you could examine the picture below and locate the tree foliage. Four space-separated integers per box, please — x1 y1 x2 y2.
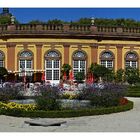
0 15 19 25
47 19 66 24
28 20 46 24
0 67 8 82
75 71 85 83
69 17 140 27
125 67 140 85
115 69 125 83
0 67 8 77
71 18 91 25
90 63 109 78
0 16 11 24
61 64 72 79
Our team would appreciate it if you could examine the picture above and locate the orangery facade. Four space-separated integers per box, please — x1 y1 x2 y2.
1 15 140 83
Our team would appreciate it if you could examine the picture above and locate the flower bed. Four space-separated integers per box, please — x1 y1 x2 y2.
0 83 133 118
0 100 133 118
0 102 37 112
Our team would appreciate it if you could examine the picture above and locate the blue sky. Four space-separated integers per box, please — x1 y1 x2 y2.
1 8 140 23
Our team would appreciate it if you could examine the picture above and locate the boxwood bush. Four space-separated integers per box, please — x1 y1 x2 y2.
35 85 62 111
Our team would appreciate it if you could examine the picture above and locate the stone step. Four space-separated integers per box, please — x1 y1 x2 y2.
24 120 67 127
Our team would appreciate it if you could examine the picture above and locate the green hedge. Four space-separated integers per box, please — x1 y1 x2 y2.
0 100 133 118
127 86 140 97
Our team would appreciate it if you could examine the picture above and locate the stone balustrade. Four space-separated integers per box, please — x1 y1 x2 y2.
1 24 140 36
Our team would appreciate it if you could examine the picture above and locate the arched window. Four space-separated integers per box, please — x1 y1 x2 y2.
20 51 33 57
100 51 114 69
0 51 4 67
125 52 138 68
45 50 61 83
45 51 60 57
19 50 33 76
72 51 86 78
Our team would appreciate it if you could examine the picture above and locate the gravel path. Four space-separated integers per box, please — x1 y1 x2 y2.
0 97 139 132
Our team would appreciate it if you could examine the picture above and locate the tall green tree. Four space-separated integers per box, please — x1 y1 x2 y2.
125 67 140 85
115 68 125 83
0 15 19 25
0 16 11 24
89 63 110 82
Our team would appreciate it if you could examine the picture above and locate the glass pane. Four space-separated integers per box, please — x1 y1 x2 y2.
46 70 52 80
26 60 32 69
46 60 52 68
132 61 137 68
107 60 113 68
73 60 79 68
73 51 85 58
80 69 85 74
20 51 32 57
80 60 85 69
101 60 106 67
45 51 59 57
0 60 4 67
54 60 59 68
125 61 130 68
101 52 113 59
126 53 137 59
53 70 59 80
20 60 25 69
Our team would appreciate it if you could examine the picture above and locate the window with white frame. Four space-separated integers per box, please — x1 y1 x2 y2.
125 52 138 69
100 51 114 69
0 51 4 68
45 51 60 81
73 51 86 78
19 51 33 76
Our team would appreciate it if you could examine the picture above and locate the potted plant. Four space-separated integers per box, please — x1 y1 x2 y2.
61 64 72 80
75 71 85 84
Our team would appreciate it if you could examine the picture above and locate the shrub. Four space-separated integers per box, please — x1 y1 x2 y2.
0 102 37 112
75 71 85 83
77 83 127 107
89 63 110 81
125 67 140 85
115 69 125 83
60 93 78 100
0 83 24 102
35 85 62 111
0 67 8 81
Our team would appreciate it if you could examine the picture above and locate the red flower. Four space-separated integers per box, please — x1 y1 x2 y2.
119 98 128 105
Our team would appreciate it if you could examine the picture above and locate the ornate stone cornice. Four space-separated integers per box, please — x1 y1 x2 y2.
1 42 140 48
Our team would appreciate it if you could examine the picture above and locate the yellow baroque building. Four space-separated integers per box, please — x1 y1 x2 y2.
0 19 140 83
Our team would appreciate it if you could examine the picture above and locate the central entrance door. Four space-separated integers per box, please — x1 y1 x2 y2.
45 50 61 84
